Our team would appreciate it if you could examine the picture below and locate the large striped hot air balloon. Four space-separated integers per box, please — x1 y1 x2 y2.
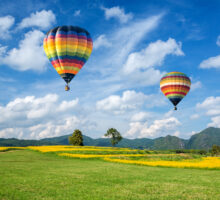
43 26 93 91
160 72 191 110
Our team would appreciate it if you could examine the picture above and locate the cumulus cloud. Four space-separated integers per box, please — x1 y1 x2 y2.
199 55 220 69
208 116 220 128
101 6 133 23
29 116 81 139
0 94 82 139
125 117 181 138
93 34 112 49
2 30 48 71
0 15 15 39
131 112 151 122
0 116 82 139
123 38 184 74
196 96 220 128
196 96 220 116
96 90 165 114
18 10 56 30
96 90 147 114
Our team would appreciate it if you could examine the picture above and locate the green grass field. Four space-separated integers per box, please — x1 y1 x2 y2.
0 150 220 200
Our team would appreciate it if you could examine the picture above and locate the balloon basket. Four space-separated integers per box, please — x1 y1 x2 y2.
65 85 70 91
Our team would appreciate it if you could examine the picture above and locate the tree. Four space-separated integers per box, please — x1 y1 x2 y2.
211 145 220 156
104 128 122 147
69 129 83 146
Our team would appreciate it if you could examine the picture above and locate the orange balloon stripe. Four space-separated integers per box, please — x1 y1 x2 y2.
161 86 190 93
161 85 190 90
162 89 188 94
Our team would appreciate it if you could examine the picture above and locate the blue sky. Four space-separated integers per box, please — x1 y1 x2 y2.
0 0 220 139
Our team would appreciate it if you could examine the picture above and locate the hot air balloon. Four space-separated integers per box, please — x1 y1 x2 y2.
160 72 191 110
43 26 93 91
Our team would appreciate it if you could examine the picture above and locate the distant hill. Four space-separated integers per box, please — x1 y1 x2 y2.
186 127 220 149
0 127 220 150
149 135 187 150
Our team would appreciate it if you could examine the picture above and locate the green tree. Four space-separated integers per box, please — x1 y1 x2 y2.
211 145 220 156
69 129 84 146
104 128 122 147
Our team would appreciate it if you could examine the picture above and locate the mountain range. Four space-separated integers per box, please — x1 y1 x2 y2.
0 127 220 150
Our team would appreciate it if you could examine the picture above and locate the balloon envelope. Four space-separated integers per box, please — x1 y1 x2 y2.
160 72 191 109
43 26 93 86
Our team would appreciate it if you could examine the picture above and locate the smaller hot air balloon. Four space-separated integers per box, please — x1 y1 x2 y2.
160 72 191 110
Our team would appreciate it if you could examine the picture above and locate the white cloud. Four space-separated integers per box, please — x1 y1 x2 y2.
101 6 133 23
89 13 164 78
125 121 147 138
0 128 24 139
0 15 15 39
196 96 220 128
199 55 220 69
124 68 165 88
0 94 83 139
208 116 220 128
0 45 7 56
131 112 151 122
96 90 147 114
18 10 56 30
216 35 220 46
2 30 48 71
125 117 181 138
29 116 81 139
112 14 164 65
88 14 166 92
123 38 184 74
74 10 81 16
196 96 220 116
0 116 82 139
93 34 112 49
96 90 165 114
191 81 202 91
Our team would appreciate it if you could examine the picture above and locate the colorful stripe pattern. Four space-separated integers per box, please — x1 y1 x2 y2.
160 72 191 107
43 26 93 84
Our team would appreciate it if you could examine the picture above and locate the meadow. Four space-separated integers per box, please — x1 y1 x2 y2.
0 146 220 200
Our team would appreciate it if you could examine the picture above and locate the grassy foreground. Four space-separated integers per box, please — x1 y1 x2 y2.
0 150 220 200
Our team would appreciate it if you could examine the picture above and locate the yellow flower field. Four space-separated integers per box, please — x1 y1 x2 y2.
0 147 26 151
58 153 148 158
1 145 219 169
103 157 220 169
